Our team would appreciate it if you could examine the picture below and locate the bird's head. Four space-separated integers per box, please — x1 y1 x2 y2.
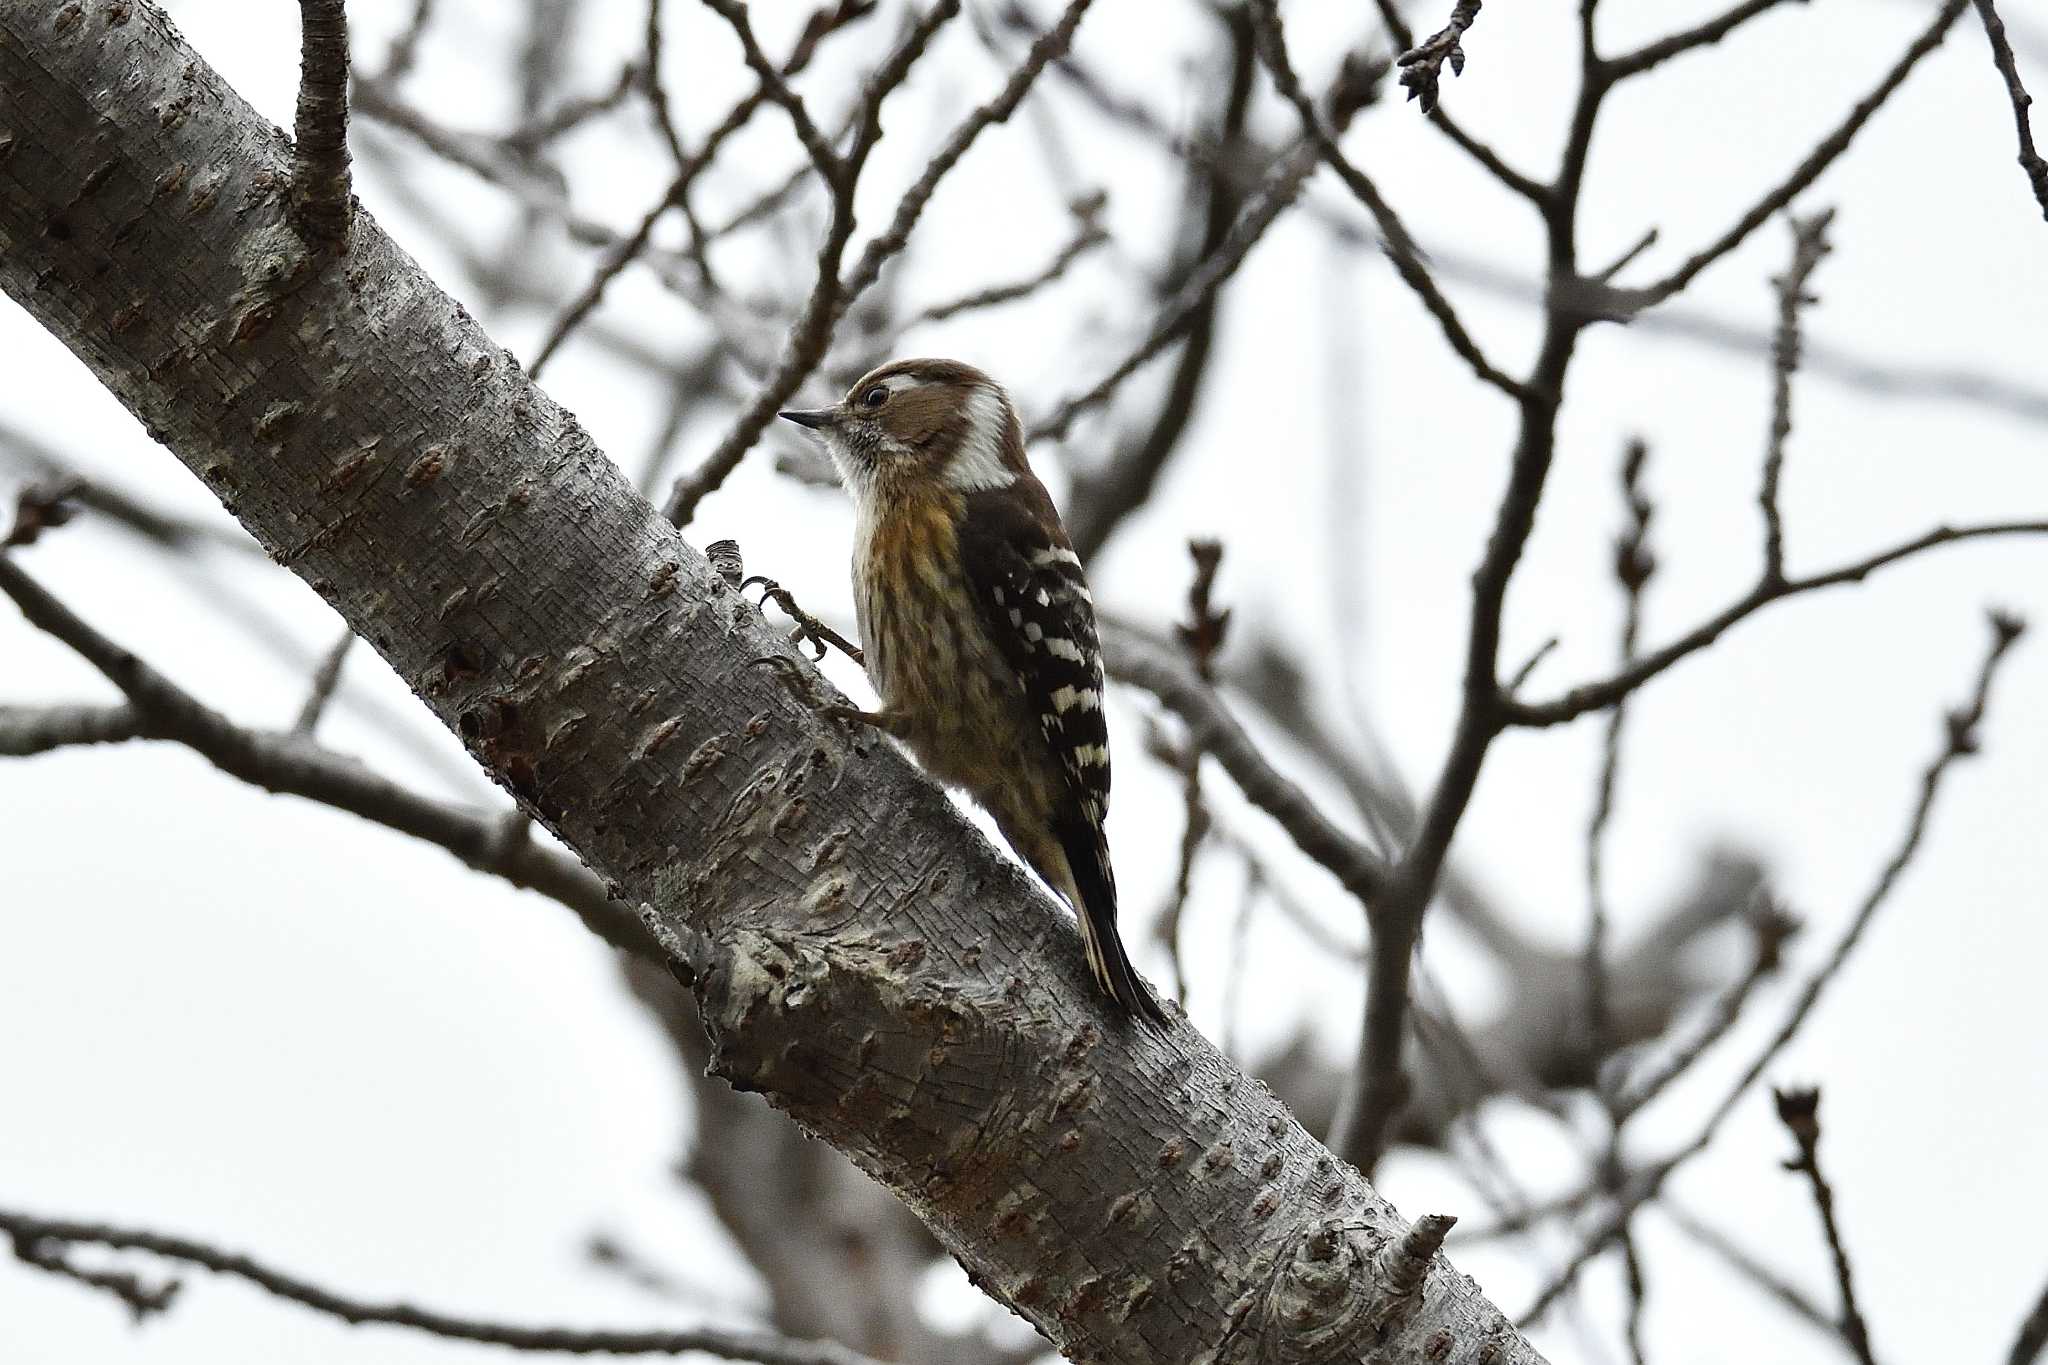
780 358 1024 500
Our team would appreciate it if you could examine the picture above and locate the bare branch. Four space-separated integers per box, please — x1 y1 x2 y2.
907 192 1107 325
1056 8 1253 560
291 0 355 250
1350 0 1545 198
1760 210 1834 581
1506 521 2048 726
1247 0 1527 400
1773 1087 1878 1365
641 0 690 169
1605 0 1807 81
1034 136 1320 444
1971 0 2048 220
0 1206 884 1365
0 556 645 958
1625 0 1968 310
700 0 846 187
506 63 640 154
837 0 1098 301
0 703 150 757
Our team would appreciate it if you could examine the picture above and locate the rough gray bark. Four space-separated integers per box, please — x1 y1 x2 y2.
0 5 1545 1362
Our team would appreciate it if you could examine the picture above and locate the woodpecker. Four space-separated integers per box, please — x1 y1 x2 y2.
780 359 1166 1024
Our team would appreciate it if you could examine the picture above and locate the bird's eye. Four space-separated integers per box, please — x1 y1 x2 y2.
861 385 889 409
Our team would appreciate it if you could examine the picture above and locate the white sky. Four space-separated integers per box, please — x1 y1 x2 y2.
5 1 2047 1362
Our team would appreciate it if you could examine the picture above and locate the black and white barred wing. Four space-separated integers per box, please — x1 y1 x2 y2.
958 491 1110 822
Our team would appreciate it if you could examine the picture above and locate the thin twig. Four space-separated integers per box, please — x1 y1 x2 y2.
1605 0 1805 81
906 193 1108 325
1971 0 2048 221
507 64 641 154
1586 440 1655 1356
1761 210 1833 581
642 0 691 169
1336 0 1544 199
0 1206 883 1365
1774 1087 1878 1365
291 0 355 250
1034 135 1322 444
293 628 355 736
1624 0 1968 311
700 0 846 187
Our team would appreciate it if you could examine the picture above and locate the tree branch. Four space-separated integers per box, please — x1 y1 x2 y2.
1505 521 2048 726
0 554 646 956
0 1205 883 1365
1604 0 1806 81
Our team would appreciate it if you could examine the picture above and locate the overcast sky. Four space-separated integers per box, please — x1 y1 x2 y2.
5 1 2047 1362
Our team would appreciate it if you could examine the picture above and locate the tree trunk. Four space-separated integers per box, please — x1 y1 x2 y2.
0 5 1545 1362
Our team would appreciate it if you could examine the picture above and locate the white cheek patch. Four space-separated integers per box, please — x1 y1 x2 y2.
943 383 1019 492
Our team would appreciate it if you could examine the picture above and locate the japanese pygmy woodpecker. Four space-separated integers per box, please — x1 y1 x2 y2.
780 359 1166 1024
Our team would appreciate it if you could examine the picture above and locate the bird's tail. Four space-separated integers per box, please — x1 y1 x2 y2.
1055 822 1167 1026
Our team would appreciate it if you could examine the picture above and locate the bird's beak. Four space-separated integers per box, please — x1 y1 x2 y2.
778 407 838 430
